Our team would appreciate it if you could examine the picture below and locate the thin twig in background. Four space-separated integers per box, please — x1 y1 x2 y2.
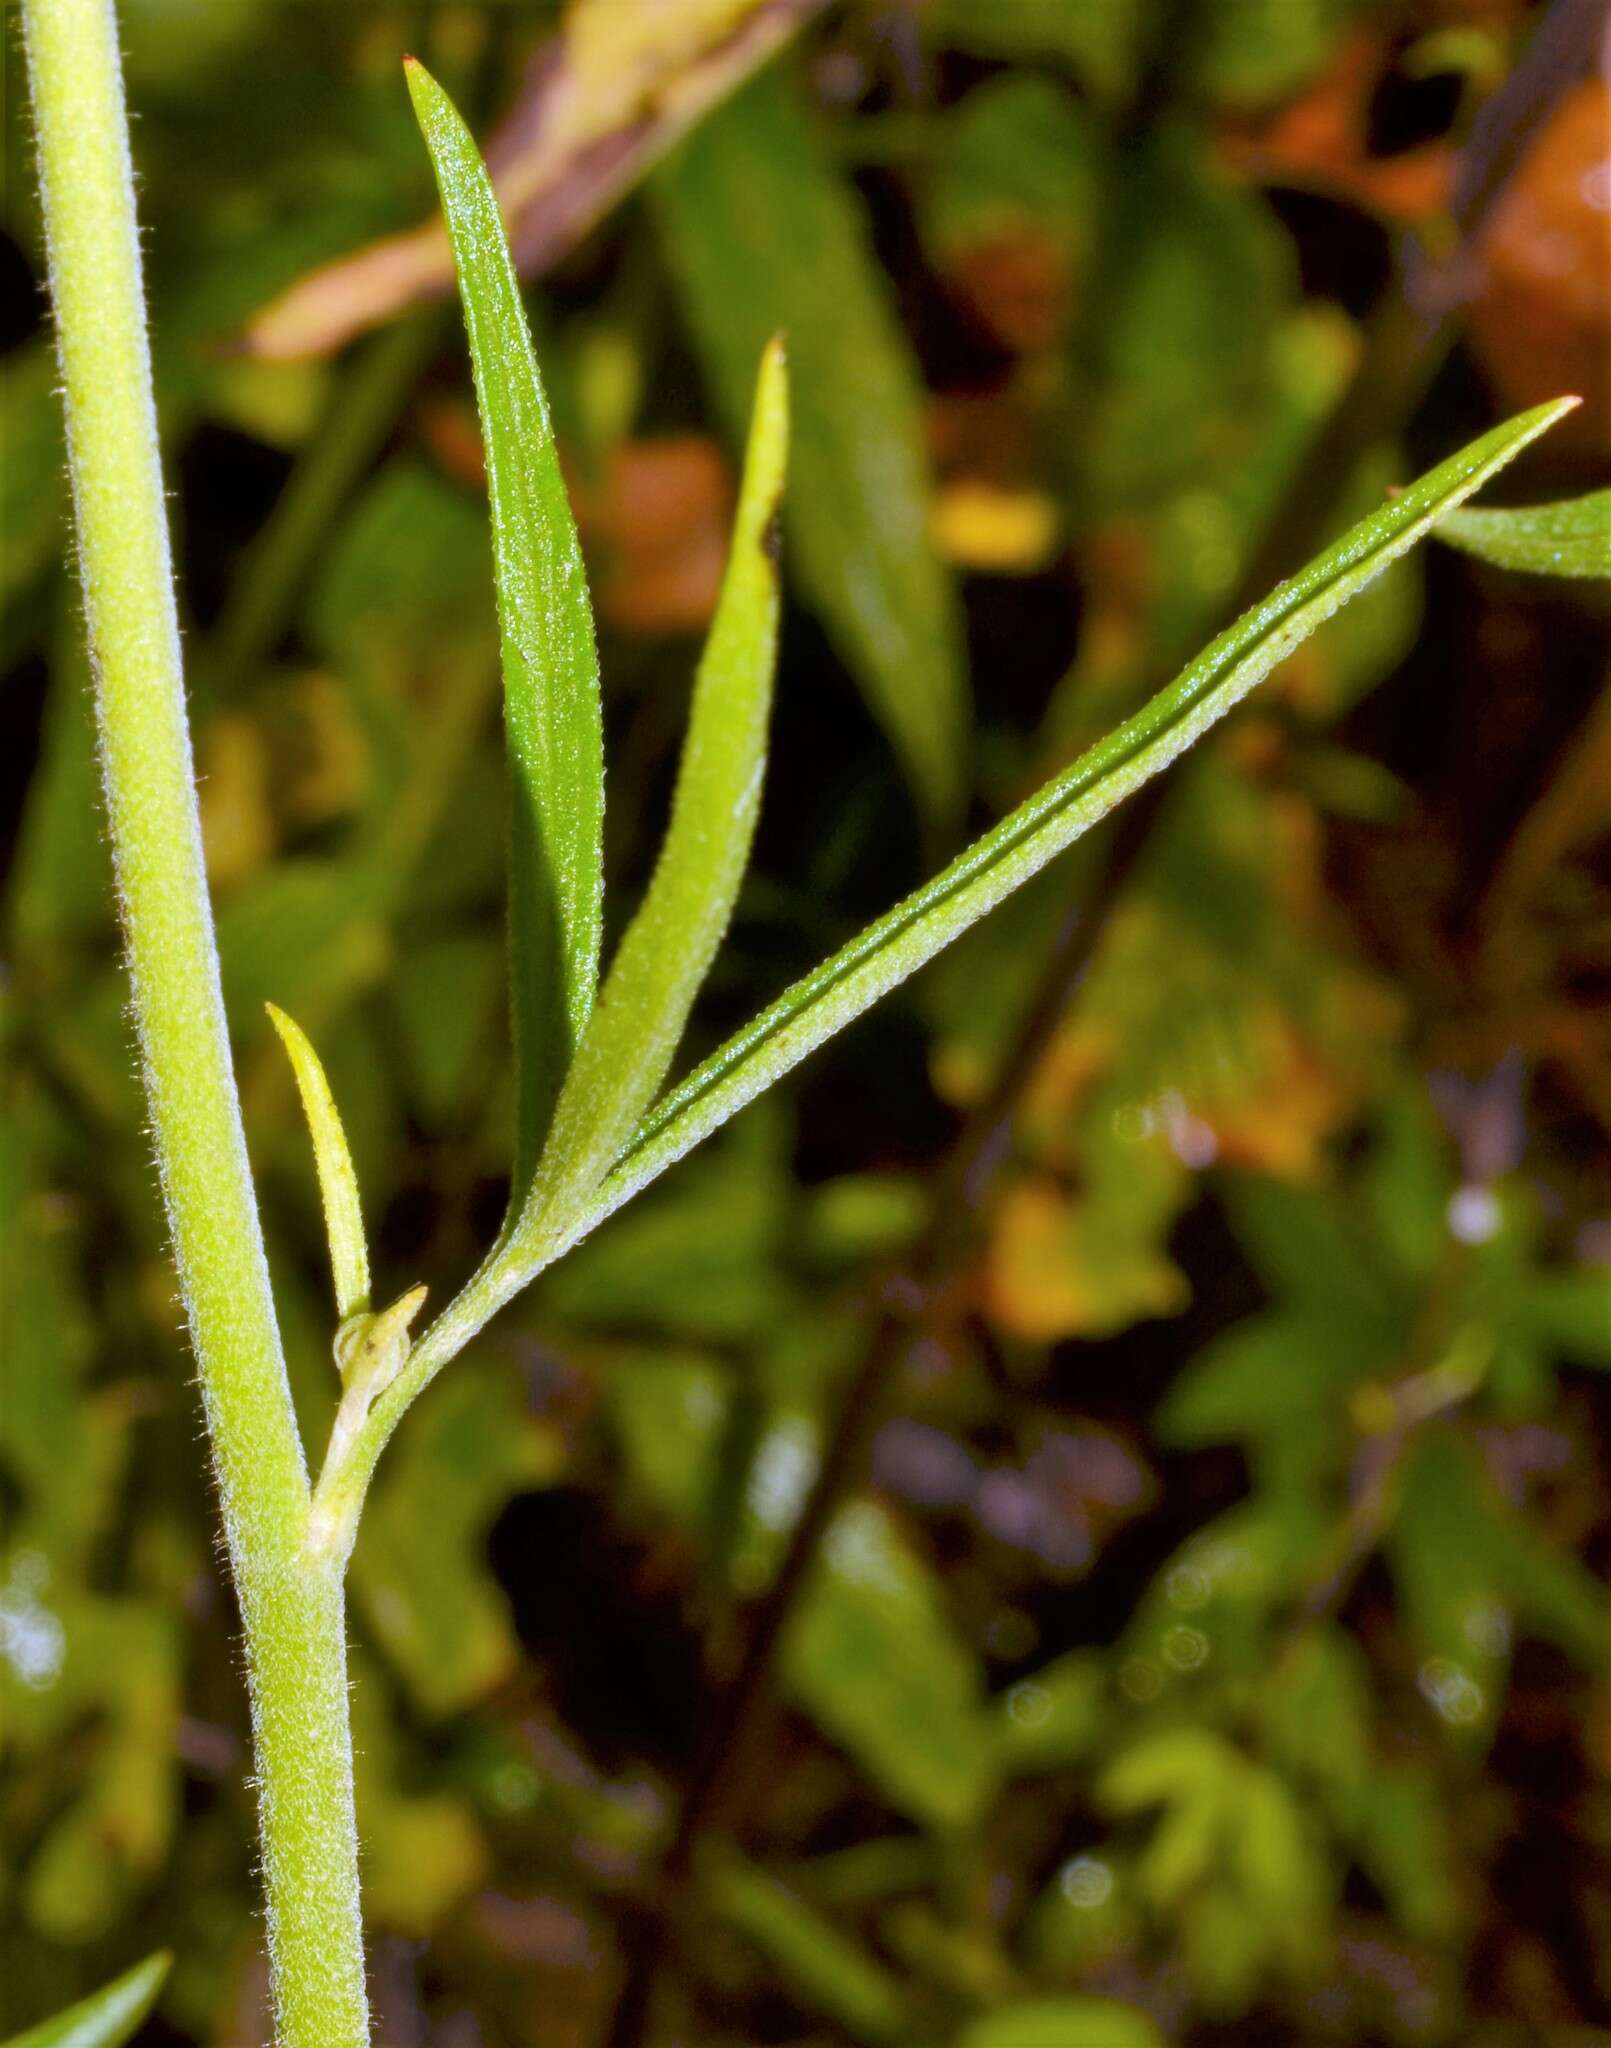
606 4 1603 2037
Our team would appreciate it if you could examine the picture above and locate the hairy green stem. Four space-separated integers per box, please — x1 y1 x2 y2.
22 2 367 2041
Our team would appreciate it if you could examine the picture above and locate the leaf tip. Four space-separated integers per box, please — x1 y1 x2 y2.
1529 393 1582 435
1478 395 1584 474
395 1280 430 1327
747 336 791 547
265 1000 371 1322
402 53 442 120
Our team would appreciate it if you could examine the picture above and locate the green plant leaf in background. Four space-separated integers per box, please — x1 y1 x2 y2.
996 1650 1109 1777
955 1994 1165 2048
1438 487 1611 578
1 1952 170 2048
655 61 971 831
922 0 1142 105
1 343 64 633
1082 125 1291 514
265 1002 370 1321
513 335 788 1249
1099 1727 1330 2005
702 1851 914 2046
1390 1431 1609 1747
9 605 108 958
351 1358 563 1718
782 1500 999 1832
575 400 1573 1250
1525 1263 1611 1366
1187 0 1368 109
407 58 605 1205
922 73 1103 303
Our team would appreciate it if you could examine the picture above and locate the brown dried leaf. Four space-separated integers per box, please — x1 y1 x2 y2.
1472 80 1611 452
240 0 829 359
578 435 735 637
1219 26 1453 226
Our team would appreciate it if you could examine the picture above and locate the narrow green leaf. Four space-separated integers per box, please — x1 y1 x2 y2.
3 1952 170 2048
1438 486 1610 578
406 58 605 1200
1525 1265 1611 1366
574 401 1572 1246
266 1001 369 1321
513 337 788 1246
702 1851 913 2047
655 62 970 829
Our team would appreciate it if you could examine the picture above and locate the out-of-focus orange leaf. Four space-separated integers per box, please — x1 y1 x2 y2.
983 1173 1188 1342
419 390 735 633
1471 79 1611 452
240 0 830 359
418 390 488 490
946 227 1074 354
1220 26 1453 225
1196 1002 1364 1175
576 435 735 636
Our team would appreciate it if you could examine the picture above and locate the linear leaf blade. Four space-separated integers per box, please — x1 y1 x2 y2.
655 62 970 830
702 1851 912 2046
406 59 605 1201
515 338 789 1244
570 400 1572 1245
3 1953 170 2048
1438 486 1610 578
266 1001 369 1320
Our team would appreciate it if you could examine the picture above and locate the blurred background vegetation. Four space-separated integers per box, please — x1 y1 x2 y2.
3 1 1610 2043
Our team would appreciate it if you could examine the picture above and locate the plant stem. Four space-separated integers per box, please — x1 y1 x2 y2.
22 3 367 2042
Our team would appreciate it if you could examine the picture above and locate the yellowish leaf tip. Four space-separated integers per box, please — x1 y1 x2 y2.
265 1000 371 1322
335 1283 430 1401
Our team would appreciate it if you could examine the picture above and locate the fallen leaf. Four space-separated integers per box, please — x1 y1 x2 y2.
1220 26 1453 225
945 226 1075 354
241 0 830 358
1471 79 1611 452
574 435 735 635
983 1171 1188 1342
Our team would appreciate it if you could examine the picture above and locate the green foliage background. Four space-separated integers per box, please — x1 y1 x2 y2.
3 2 1609 2044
